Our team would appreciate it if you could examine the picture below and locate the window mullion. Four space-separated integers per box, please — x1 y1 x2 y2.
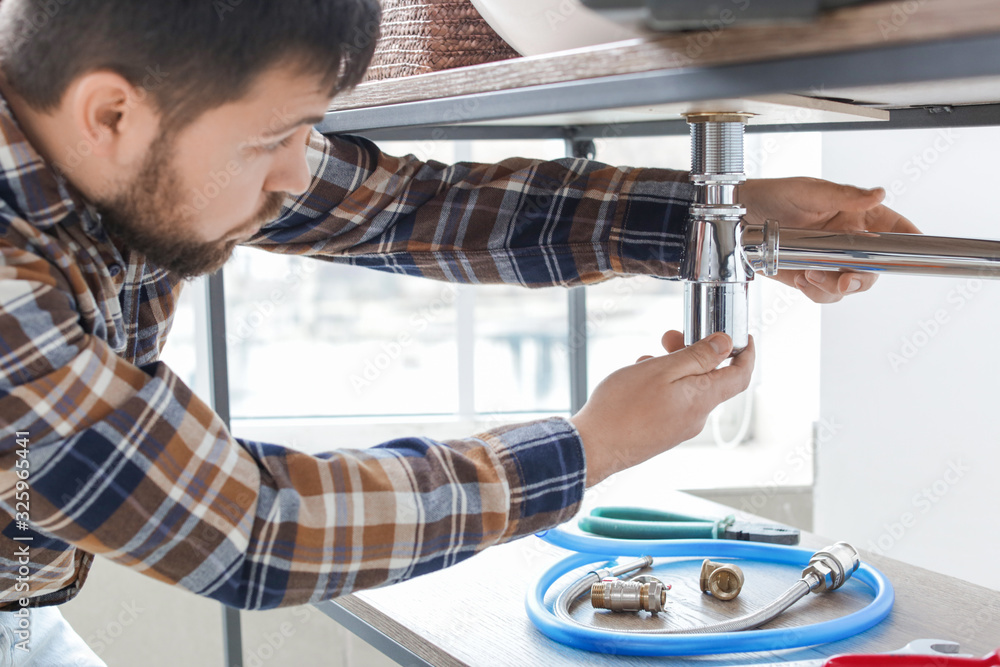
456 284 476 421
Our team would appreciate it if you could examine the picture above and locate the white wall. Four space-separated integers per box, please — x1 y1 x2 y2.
818 126 1000 590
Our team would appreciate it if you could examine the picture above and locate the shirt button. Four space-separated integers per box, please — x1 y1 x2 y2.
109 264 122 277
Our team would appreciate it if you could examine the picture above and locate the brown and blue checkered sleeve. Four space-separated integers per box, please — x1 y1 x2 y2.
0 128 694 609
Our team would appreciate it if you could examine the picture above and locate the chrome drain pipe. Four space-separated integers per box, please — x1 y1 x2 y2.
680 114 1000 355
743 221 1000 279
681 113 755 355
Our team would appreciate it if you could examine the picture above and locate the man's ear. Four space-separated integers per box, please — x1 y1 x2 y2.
65 70 159 164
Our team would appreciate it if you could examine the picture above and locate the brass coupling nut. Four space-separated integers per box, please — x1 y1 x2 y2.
591 577 668 613
700 559 745 601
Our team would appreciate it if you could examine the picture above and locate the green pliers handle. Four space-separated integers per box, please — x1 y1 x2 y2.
578 506 735 540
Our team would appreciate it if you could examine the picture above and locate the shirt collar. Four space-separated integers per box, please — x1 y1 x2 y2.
0 89 82 231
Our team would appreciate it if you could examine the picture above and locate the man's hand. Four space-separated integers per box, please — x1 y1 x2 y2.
741 177 921 303
572 331 754 487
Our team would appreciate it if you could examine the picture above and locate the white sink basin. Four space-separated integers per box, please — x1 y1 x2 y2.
470 0 642 56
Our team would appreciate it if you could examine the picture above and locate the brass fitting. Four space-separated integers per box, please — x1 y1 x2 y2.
700 559 745 601
590 577 668 613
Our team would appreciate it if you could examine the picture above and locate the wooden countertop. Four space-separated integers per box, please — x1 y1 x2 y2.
317 489 1000 666
329 0 1000 114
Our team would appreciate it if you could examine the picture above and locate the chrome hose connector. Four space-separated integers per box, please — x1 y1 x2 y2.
591 577 669 613
802 542 861 593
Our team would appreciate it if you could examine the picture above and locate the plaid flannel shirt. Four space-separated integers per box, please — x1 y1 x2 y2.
0 93 693 610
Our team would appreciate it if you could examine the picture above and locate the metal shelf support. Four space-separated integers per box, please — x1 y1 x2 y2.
566 136 596 414
320 34 1000 136
342 104 1000 143
205 272 244 667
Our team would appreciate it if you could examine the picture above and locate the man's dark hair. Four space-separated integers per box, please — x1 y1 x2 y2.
0 0 380 130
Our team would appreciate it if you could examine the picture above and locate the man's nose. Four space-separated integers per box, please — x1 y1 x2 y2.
263 133 313 196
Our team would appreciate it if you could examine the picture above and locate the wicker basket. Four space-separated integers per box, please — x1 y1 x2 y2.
364 1 520 81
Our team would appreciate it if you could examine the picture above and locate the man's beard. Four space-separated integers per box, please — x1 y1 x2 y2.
96 134 287 279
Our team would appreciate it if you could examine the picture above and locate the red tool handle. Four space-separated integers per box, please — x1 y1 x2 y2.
825 649 1000 666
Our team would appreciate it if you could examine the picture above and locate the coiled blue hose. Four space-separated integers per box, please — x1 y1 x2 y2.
525 529 894 656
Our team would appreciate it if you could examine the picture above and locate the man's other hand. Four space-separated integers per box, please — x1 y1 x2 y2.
572 331 754 487
742 177 921 304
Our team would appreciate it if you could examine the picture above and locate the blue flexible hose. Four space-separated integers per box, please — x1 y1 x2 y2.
525 529 894 656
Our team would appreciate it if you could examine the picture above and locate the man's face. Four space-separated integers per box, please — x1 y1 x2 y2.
97 65 331 278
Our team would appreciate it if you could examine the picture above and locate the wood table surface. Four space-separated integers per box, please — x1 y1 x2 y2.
318 489 1000 666
329 0 1000 114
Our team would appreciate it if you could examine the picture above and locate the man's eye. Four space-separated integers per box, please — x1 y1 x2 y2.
262 135 296 152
